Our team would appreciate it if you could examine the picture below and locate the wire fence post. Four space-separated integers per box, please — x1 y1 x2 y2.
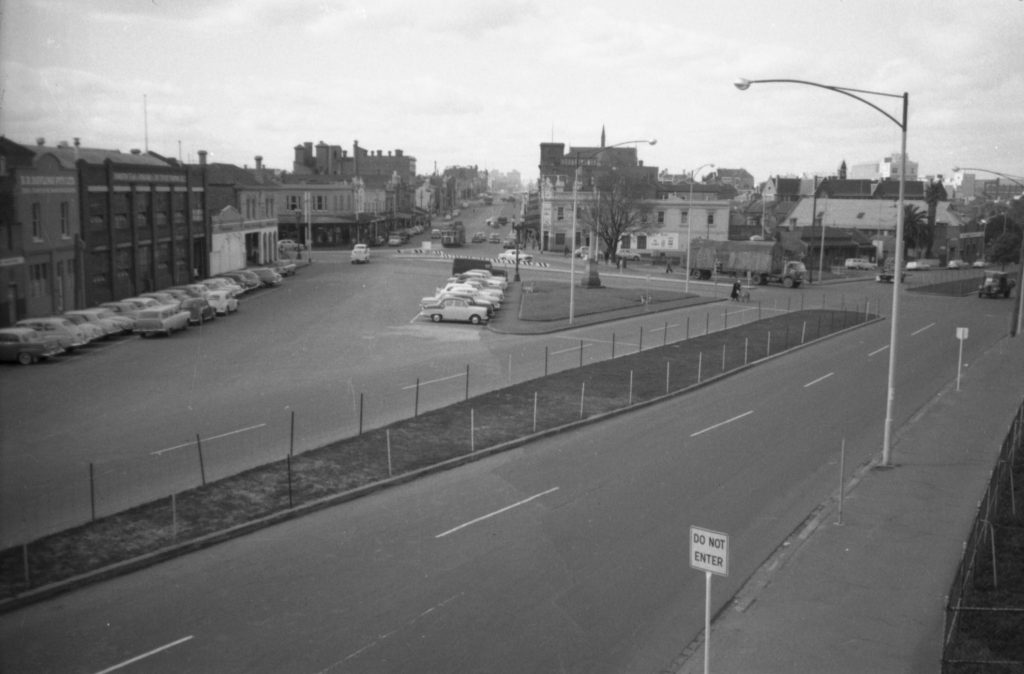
665 361 671 394
414 378 420 417
358 392 364 436
744 337 749 365
837 439 846 525
579 340 584 368
579 382 585 419
612 333 616 359
801 321 807 344
698 352 703 383
766 331 772 357
706 312 710 335
686 315 690 340
544 346 549 376
639 326 644 352
721 343 726 372
89 462 96 522
533 392 538 433
471 409 475 453
629 370 634 405
289 410 295 457
286 456 293 508
664 321 668 346
196 433 206 486
465 364 470 400
386 429 393 477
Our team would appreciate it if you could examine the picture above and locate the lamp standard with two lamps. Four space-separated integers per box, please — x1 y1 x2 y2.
735 77 908 467
685 163 715 294
569 138 657 326
953 166 1024 337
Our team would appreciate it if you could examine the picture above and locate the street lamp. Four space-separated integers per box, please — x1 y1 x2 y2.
685 163 715 294
736 77 908 467
953 166 1024 337
569 138 657 326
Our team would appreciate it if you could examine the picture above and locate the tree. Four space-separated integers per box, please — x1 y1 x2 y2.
923 179 947 258
901 204 928 258
581 170 655 264
986 230 1022 267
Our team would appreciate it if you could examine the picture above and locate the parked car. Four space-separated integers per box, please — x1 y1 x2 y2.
15 317 89 351
947 259 970 270
350 244 371 263
431 228 442 239
65 308 133 335
978 271 1016 298
133 306 191 337
59 312 108 342
98 301 146 321
488 232 502 244
617 250 642 261
205 289 239 316
181 297 217 325
0 327 65 365
248 267 283 287
418 297 490 324
169 284 212 299
971 260 989 268
387 234 404 246
139 291 182 309
497 250 533 264
905 260 931 270
199 277 244 296
471 232 487 243
218 271 261 291
269 259 297 276
844 258 875 270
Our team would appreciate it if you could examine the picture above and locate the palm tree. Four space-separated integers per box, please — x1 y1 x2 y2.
923 179 947 257
902 204 928 259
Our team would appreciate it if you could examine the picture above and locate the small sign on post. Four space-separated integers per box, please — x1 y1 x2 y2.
691 526 729 674
955 327 969 391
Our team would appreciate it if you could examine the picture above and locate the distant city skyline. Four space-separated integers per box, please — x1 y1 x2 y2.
3 0 1022 183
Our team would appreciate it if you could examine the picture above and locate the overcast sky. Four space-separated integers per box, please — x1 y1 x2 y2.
3 0 1023 185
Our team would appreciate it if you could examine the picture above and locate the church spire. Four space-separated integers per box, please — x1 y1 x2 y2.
600 125 606 148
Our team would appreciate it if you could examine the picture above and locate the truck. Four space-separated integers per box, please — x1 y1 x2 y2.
441 221 465 247
690 240 807 288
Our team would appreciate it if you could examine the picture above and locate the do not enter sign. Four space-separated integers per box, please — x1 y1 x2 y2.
690 526 729 576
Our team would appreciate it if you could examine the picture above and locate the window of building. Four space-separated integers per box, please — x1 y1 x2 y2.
30 263 49 297
554 233 565 246
637 235 647 250
60 202 70 238
557 206 564 221
707 213 714 226
114 213 129 229
657 210 665 224
32 203 42 240
314 195 326 211
287 195 301 211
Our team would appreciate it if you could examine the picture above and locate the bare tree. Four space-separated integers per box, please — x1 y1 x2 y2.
580 169 656 263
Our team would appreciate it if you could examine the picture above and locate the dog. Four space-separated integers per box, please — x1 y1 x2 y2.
739 288 751 303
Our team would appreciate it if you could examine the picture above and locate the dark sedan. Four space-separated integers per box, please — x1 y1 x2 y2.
181 297 217 325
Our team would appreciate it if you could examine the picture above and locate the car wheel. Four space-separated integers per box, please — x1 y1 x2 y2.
431 314 442 323
783 277 794 288
470 314 482 325
17 352 34 365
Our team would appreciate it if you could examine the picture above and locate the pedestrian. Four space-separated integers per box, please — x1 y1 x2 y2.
616 257 621 270
665 261 673 274
731 278 742 301
564 246 569 257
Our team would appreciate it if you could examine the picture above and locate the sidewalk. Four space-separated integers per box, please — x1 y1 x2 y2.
672 335 1024 673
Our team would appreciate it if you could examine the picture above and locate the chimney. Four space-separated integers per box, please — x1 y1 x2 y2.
255 155 263 170
131 148 141 155
36 137 45 146
198 150 207 166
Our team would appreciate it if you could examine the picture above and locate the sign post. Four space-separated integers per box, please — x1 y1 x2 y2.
690 525 729 674
955 327 969 391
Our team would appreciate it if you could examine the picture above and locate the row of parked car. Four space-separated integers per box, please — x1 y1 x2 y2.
417 268 509 325
0 260 296 365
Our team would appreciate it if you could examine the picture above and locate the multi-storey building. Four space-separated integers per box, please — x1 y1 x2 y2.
0 137 82 324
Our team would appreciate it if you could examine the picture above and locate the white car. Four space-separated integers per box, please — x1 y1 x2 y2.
206 290 239 316
419 297 489 324
496 250 533 264
439 282 503 305
906 260 931 270
351 244 371 263
947 259 969 270
844 258 875 270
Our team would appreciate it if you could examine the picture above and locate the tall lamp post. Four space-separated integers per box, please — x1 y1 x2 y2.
569 138 657 326
736 77 908 467
953 166 1024 337
685 163 715 294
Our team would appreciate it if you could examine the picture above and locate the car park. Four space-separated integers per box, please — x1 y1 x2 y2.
133 306 191 337
350 244 371 263
497 250 533 264
0 327 65 365
419 297 490 324
844 258 875 270
978 271 1016 298
206 290 239 316
16 317 89 351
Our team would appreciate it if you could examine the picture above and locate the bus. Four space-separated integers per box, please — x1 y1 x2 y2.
441 221 465 247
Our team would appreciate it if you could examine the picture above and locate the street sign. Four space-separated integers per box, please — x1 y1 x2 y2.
690 525 729 576
956 327 969 340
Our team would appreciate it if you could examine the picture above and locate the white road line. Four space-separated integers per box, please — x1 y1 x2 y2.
93 635 194 674
804 372 835 388
690 410 754 438
868 344 889 357
151 424 267 455
551 343 592 356
911 322 936 336
401 371 466 390
436 487 560 538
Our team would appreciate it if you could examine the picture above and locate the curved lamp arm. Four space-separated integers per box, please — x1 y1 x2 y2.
735 78 906 130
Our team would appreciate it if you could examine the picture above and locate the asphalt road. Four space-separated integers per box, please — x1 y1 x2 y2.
0 268 1013 671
